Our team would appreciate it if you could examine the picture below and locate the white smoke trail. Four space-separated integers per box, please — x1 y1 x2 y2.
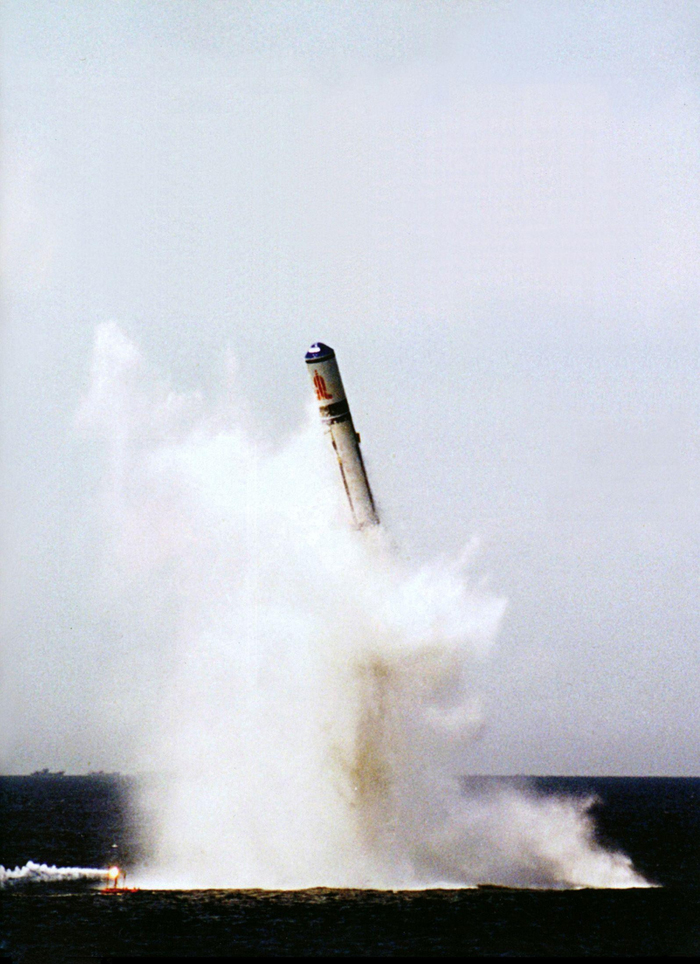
77 323 648 889
0 861 108 887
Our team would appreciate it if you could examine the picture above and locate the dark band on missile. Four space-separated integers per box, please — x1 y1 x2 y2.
305 343 335 363
320 399 350 420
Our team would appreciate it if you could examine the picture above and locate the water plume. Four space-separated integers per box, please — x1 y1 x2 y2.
78 323 648 889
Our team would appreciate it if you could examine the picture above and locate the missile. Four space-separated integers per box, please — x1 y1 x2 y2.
305 342 379 529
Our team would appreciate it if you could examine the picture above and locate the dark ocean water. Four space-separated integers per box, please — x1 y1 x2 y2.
1 775 698 959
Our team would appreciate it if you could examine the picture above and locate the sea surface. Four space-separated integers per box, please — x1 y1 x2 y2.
1 775 698 959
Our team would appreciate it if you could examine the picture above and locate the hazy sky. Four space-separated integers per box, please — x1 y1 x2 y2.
2 0 699 775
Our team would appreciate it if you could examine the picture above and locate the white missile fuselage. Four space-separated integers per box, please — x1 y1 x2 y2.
305 343 379 529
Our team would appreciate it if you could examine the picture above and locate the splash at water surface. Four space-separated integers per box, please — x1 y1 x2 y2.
76 323 648 890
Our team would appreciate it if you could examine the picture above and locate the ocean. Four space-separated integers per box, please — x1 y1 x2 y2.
1 775 698 959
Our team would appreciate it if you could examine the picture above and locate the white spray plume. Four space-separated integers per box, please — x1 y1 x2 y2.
0 861 108 886
77 323 648 889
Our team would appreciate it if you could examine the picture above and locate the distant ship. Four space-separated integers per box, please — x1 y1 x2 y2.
30 769 65 778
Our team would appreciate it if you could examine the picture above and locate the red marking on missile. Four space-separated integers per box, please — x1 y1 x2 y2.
313 372 333 401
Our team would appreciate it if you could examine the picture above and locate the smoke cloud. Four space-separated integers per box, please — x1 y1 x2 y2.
76 323 647 889
0 862 108 887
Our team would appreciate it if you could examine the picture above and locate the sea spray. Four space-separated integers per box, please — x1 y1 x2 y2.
78 323 648 889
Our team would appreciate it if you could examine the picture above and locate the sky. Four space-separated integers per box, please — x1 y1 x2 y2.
1 0 699 776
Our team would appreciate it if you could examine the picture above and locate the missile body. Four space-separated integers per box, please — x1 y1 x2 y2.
305 342 379 529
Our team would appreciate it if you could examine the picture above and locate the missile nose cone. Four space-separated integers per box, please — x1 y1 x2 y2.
305 342 335 363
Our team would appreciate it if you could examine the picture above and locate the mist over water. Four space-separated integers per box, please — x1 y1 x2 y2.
77 323 647 889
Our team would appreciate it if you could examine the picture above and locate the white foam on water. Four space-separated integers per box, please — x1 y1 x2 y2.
76 323 649 890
